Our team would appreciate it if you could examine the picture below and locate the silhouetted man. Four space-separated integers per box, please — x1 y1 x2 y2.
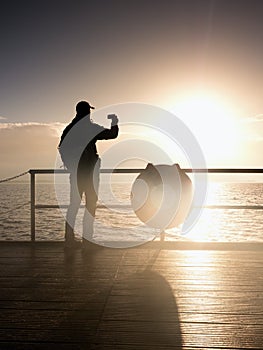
58 101 119 249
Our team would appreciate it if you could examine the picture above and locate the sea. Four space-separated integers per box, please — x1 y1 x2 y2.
1 178 263 243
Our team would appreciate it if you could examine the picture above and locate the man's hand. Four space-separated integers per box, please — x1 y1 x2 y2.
107 114 118 126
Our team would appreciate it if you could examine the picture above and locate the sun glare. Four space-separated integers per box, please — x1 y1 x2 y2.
172 93 240 165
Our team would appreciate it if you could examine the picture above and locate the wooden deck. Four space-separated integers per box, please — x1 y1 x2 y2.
0 241 262 349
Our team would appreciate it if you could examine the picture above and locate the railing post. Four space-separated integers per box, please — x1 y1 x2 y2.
30 171 36 242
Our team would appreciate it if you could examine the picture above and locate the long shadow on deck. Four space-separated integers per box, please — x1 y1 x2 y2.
63 248 182 349
0 244 182 349
96 269 183 349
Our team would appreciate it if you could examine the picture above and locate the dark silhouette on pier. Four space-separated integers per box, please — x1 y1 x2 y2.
58 101 119 249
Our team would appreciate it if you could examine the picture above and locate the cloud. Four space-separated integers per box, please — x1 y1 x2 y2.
0 121 65 133
0 116 7 120
244 134 263 142
0 122 66 178
242 114 263 124
239 114 263 143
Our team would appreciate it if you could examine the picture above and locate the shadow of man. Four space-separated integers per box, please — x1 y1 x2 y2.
95 268 183 349
60 249 182 349
111 269 182 349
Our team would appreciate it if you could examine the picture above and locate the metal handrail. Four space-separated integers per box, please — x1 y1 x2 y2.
29 168 263 241
29 168 263 174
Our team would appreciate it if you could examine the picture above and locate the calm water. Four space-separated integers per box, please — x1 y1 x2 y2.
0 181 263 242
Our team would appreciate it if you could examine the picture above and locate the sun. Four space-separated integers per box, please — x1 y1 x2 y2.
172 92 240 165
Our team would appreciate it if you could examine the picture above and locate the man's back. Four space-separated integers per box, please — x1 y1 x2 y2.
59 114 118 171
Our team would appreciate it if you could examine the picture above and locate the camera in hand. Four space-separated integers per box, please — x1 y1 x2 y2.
107 114 116 120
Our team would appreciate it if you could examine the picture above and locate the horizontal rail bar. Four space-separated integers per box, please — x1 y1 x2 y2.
205 205 263 210
189 168 263 173
29 168 144 174
29 168 263 174
35 204 131 209
35 204 263 210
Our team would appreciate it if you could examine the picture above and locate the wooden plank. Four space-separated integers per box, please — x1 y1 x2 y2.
0 288 111 304
98 320 263 335
0 309 102 323
95 330 263 348
1 241 263 252
0 343 92 350
0 328 96 343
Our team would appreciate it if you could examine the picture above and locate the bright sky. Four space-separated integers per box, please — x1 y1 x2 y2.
1 0 263 178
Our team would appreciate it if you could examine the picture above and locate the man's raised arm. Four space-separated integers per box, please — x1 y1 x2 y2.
97 114 119 140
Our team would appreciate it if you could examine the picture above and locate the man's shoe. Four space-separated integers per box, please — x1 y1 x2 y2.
82 238 103 251
64 239 82 250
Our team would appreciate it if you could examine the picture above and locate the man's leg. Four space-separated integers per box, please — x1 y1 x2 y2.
65 173 82 243
83 162 100 242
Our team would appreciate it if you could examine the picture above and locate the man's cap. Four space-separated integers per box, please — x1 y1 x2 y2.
76 101 95 114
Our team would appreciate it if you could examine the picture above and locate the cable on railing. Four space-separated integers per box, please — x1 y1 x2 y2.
0 171 29 183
